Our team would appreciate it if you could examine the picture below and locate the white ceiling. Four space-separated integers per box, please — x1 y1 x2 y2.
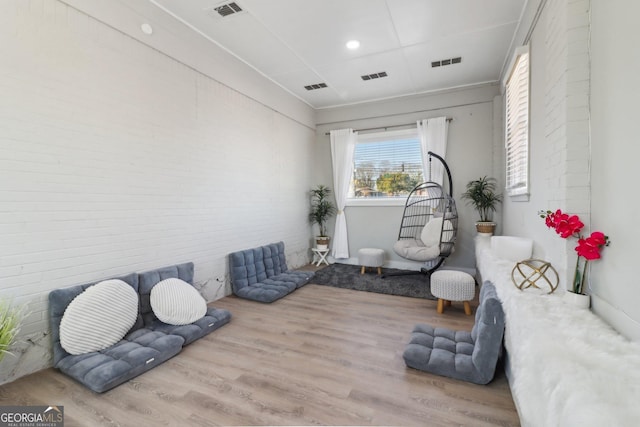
151 0 527 109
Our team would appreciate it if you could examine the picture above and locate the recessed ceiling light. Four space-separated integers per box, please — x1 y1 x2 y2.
346 40 360 50
141 23 153 35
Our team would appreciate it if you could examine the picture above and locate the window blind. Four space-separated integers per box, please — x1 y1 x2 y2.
505 50 530 197
349 131 423 198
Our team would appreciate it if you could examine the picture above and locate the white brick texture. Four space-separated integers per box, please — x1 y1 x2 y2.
0 0 315 382
543 0 592 286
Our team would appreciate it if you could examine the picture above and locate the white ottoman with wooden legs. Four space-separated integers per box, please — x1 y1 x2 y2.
357 248 385 275
430 270 476 315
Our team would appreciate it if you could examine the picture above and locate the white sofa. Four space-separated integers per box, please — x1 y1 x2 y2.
475 235 640 427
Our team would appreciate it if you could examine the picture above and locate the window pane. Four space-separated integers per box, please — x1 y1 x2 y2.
349 133 423 199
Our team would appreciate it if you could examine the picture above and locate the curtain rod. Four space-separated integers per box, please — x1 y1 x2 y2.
324 118 453 136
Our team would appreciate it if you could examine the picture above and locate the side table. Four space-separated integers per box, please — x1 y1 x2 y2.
311 248 330 267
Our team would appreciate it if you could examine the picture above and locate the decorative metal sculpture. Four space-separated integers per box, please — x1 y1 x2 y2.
511 259 559 294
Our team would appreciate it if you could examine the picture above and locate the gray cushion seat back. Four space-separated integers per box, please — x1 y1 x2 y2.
49 273 142 367
229 241 314 303
48 273 185 393
403 282 505 384
138 263 195 325
138 262 232 345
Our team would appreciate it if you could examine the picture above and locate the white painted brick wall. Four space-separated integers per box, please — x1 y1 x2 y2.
0 0 314 382
543 0 592 287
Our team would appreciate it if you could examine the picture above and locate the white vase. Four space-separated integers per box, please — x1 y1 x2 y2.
564 291 591 309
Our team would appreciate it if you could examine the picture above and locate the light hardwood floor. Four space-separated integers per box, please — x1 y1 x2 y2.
0 282 520 426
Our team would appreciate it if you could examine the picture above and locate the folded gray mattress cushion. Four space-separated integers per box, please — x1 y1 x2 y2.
233 276 298 303
50 263 233 393
138 263 195 326
229 241 314 303
403 282 505 385
55 328 184 393
138 262 231 344
49 273 184 393
276 270 314 288
48 273 143 367
145 307 232 345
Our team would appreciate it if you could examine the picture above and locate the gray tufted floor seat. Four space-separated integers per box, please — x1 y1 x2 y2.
138 263 232 345
49 263 231 393
49 273 185 393
403 282 505 385
229 241 314 303
54 328 184 393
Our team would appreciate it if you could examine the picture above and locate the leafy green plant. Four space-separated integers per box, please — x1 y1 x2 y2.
461 176 503 222
308 185 336 237
376 172 421 196
0 300 24 362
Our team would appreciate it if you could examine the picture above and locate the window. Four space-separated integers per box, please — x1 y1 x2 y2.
504 46 530 199
348 129 423 205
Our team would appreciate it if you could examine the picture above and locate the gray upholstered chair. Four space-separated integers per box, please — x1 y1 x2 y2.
403 282 505 384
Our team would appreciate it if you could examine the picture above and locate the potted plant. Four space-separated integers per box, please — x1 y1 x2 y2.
461 176 503 234
0 300 24 363
309 185 336 250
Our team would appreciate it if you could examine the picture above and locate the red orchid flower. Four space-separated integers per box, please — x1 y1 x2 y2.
588 231 607 246
575 231 608 260
545 210 559 229
556 215 584 238
545 209 584 238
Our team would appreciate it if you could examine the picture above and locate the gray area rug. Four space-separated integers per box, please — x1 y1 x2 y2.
310 263 435 300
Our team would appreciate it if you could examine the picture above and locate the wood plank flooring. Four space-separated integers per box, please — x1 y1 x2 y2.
0 282 520 426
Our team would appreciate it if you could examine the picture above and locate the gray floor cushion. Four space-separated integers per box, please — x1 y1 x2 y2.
49 262 232 393
55 329 184 393
138 262 232 344
145 307 232 345
229 241 314 303
403 282 505 384
49 273 185 393
49 273 143 368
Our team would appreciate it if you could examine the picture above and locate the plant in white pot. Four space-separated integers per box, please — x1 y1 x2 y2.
461 176 503 235
309 185 336 250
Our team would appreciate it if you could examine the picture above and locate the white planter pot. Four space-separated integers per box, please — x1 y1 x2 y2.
316 236 330 251
564 291 591 309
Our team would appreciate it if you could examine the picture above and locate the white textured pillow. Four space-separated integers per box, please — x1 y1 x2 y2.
60 279 138 355
491 236 533 262
420 217 444 247
150 278 207 326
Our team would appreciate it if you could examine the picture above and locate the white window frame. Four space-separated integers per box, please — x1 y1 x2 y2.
346 128 422 207
502 45 530 201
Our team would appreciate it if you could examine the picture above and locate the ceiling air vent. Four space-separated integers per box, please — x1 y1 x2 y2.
210 1 244 18
432 56 462 68
361 71 388 81
304 83 328 91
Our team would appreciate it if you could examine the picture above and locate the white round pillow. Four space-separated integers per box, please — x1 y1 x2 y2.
60 279 138 355
150 278 207 325
421 217 444 247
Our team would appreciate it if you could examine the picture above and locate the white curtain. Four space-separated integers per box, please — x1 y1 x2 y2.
418 117 449 186
330 129 357 259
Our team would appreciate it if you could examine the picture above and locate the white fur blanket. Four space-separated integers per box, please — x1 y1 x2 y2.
475 236 640 427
